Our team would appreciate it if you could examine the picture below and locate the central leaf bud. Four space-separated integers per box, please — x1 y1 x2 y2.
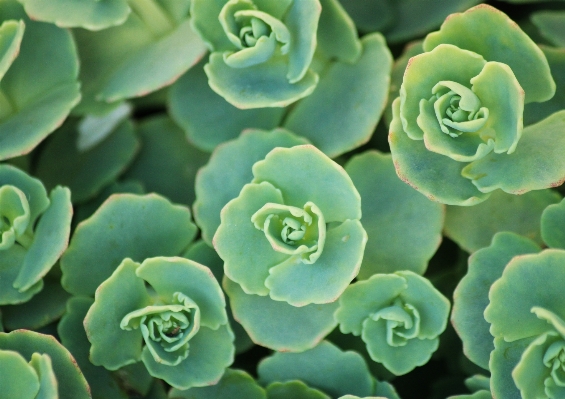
251 201 326 264
120 292 201 366
431 80 489 138
370 298 421 347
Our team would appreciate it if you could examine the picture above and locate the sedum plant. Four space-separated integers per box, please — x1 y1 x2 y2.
388 4 565 206
84 256 235 390
191 0 321 108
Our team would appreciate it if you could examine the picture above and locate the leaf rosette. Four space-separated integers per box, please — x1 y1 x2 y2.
191 0 321 108
335 271 450 375
0 165 72 306
214 145 367 307
389 4 560 206
84 256 235 390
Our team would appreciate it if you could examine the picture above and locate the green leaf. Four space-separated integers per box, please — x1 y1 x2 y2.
0 329 91 399
423 4 555 104
524 46 565 126
122 115 209 206
265 219 366 306
141 324 234 390
452 232 540 370
253 145 361 221
345 151 444 277
136 257 227 330
284 0 320 83
266 380 330 399
224 277 338 352
490 337 534 399
205 52 319 109
61 193 197 296
0 349 40 398
531 11 565 48
0 20 24 81
35 120 139 204
215 182 287 296
58 297 131 399
169 369 267 399
84 258 152 370
0 2 80 160
0 245 42 305
389 97 490 206
258 341 375 398
14 187 72 291
168 58 286 152
316 0 361 63
18 0 130 30
194 128 308 246
283 33 392 158
541 198 565 250
462 110 565 194
190 0 235 52
29 353 58 399
445 189 560 253
485 250 565 341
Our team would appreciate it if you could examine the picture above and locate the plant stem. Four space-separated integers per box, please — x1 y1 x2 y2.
128 0 174 37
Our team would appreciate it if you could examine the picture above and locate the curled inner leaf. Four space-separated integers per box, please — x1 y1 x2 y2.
120 292 201 366
370 298 420 347
431 81 489 138
0 185 31 250
251 201 326 264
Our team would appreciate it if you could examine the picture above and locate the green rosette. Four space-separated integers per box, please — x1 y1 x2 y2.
0 330 90 399
0 165 72 306
215 145 366 307
191 0 321 108
389 4 565 205
84 256 235 390
0 1 80 161
335 271 450 375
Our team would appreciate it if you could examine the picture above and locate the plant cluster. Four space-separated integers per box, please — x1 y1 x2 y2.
1 0 565 398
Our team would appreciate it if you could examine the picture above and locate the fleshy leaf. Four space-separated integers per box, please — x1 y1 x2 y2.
29 353 58 399
61 193 197 296
284 33 392 158
452 232 541 369
316 0 361 63
122 115 209 206
18 0 130 30
531 11 565 48
169 369 267 399
224 277 338 352
35 120 139 204
490 337 534 399
445 189 560 253
0 349 40 398
14 187 72 292
462 110 565 194
84 258 152 370
345 151 443 277
168 58 286 152
541 198 565 250
0 19 24 82
266 380 330 399
423 4 555 103
0 245 42 305
205 52 319 109
258 341 375 398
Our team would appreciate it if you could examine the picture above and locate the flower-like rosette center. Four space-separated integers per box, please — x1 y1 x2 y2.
120 292 200 366
219 0 291 68
251 201 326 264
0 185 31 250
431 81 489 138
370 298 420 347
543 340 565 387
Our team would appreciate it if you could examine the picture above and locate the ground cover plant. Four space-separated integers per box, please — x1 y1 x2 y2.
2 0 565 398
